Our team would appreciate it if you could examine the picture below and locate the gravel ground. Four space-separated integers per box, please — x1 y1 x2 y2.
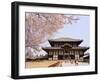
57 60 89 67
25 60 89 68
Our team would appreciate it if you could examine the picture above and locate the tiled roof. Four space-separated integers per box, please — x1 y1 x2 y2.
42 47 63 50
42 46 89 50
72 46 89 49
49 37 83 42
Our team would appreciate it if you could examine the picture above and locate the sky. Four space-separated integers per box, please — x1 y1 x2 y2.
42 15 90 47
54 15 90 46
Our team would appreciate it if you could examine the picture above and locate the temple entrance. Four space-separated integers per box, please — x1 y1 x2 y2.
58 55 63 60
70 55 75 59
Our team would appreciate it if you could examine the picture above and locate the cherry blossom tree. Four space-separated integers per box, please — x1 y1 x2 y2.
25 13 79 47
25 13 79 59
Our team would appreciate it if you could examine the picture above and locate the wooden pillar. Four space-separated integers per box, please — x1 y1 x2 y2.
75 50 79 61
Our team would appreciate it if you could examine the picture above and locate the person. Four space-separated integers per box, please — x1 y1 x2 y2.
74 59 78 65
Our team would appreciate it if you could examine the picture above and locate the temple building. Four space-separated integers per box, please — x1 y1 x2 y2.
42 37 89 61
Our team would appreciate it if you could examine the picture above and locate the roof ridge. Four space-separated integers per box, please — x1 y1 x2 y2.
49 37 80 39
48 37 83 42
